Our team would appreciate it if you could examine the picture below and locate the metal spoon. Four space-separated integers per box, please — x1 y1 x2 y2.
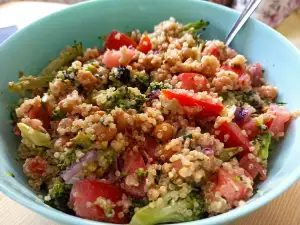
224 0 263 46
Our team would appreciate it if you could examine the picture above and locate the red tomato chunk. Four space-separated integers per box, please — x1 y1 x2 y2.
70 180 127 224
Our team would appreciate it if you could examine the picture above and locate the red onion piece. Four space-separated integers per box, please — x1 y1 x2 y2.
202 147 214 156
234 107 250 123
147 90 161 100
61 150 97 183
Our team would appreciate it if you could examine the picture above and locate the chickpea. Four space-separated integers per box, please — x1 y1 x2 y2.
114 112 127 132
94 124 117 141
153 122 174 142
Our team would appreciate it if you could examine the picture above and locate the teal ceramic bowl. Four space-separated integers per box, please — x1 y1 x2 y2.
1 0 300 224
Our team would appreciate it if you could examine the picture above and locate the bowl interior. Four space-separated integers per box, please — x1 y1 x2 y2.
1 0 300 225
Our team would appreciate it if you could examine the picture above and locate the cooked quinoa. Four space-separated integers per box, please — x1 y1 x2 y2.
8 18 292 224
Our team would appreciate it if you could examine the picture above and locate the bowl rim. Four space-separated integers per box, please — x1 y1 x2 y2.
1 0 300 224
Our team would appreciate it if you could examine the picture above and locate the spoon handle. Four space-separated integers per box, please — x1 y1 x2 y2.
224 0 263 46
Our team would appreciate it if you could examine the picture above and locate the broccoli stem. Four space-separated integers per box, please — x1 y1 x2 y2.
129 203 188 225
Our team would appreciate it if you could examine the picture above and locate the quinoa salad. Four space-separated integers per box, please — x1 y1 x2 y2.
8 18 292 224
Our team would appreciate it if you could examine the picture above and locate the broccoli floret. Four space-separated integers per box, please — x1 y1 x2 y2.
109 67 131 87
17 123 52 148
148 82 172 92
221 91 263 110
71 131 92 150
131 72 150 93
129 189 206 225
58 151 77 170
109 68 150 93
96 149 118 177
182 20 209 40
92 86 148 112
254 133 272 160
46 178 73 214
51 107 66 120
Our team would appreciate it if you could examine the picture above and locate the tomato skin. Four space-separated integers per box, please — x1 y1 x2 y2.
102 48 135 69
178 73 208 92
215 122 251 152
70 180 127 224
161 89 224 117
142 136 158 163
104 30 137 50
215 168 252 203
28 104 51 130
123 150 146 174
240 119 259 141
137 35 152 54
24 156 48 176
121 150 147 198
221 65 244 76
239 155 266 180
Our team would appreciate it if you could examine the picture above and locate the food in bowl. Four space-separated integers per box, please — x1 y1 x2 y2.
7 18 292 224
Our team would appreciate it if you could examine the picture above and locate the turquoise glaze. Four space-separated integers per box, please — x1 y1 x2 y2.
0 0 300 224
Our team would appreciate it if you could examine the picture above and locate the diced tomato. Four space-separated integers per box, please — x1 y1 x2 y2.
104 30 137 50
70 180 127 223
121 150 147 198
211 48 219 57
102 48 135 69
142 136 158 163
267 104 291 137
137 35 152 54
239 155 266 180
215 168 253 203
240 119 259 140
221 65 244 76
215 122 251 152
28 104 51 130
122 178 146 199
178 73 208 92
123 150 146 174
24 156 48 176
161 89 224 117
265 118 273 129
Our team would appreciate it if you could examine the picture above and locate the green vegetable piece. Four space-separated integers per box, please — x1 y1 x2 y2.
8 43 83 93
71 131 92 149
17 123 52 148
40 42 83 77
136 168 148 182
131 72 150 93
92 86 148 112
183 134 192 140
218 147 243 162
4 171 15 178
51 107 66 121
8 74 55 93
255 133 272 160
149 81 172 92
129 190 205 225
182 20 209 40
46 178 73 213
